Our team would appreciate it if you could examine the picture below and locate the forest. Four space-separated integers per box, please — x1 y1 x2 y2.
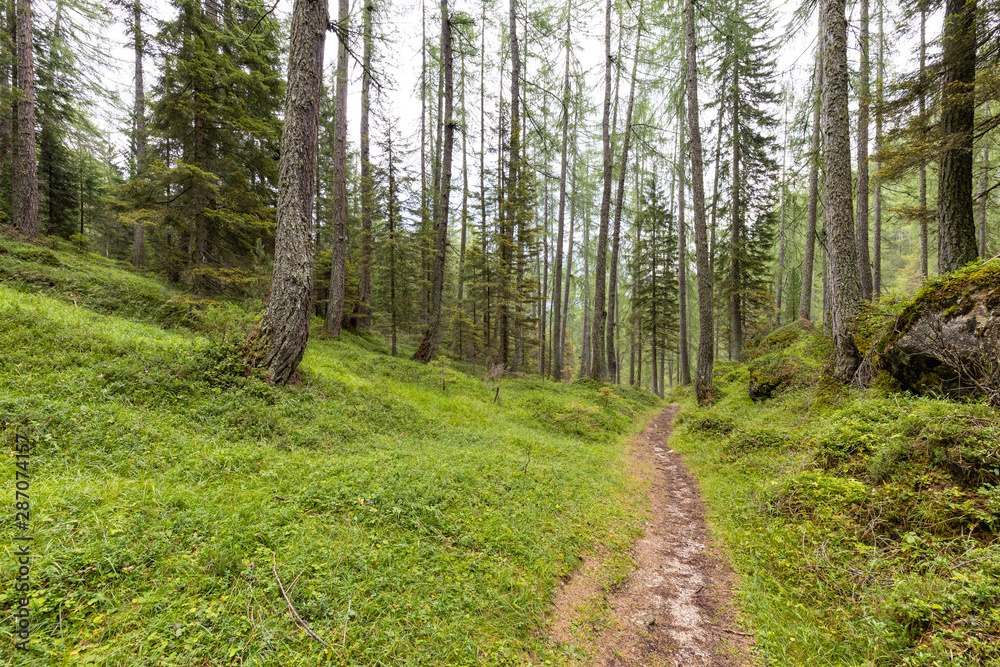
2 0 1000 662
2 0 995 385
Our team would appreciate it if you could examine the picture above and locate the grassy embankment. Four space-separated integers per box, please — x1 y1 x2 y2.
670 294 1000 666
0 238 661 666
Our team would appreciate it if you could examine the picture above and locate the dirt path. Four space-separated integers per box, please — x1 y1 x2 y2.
551 405 753 666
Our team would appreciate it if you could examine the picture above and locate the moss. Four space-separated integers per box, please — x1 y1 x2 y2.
875 259 1000 356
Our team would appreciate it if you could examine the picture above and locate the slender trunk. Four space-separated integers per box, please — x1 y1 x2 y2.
873 0 884 295
919 7 928 280
709 101 724 359
480 1 490 352
776 90 788 323
936 0 978 272
500 0 520 369
580 193 591 379
978 102 990 258
591 0 613 381
608 13 642 384
799 54 822 320
855 0 872 299
13 0 38 239
130 0 146 266
251 0 326 384
325 0 349 337
414 0 454 362
678 113 691 385
730 63 743 362
562 141 577 371
357 0 374 328
388 136 398 356
822 0 862 380
552 0 572 381
457 48 468 357
685 0 714 403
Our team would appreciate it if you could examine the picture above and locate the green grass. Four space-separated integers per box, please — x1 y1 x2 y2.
669 327 1000 666
0 239 662 666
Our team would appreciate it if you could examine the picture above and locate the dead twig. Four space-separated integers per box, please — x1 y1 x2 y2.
272 553 328 647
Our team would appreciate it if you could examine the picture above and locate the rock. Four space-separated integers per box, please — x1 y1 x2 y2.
637 613 656 626
879 260 1000 403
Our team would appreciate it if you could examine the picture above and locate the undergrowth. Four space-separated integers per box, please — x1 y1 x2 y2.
670 323 1000 666
0 238 661 666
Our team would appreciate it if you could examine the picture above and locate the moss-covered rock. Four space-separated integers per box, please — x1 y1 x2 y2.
876 260 1000 403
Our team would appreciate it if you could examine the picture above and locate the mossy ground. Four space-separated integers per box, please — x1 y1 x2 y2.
670 325 1000 666
0 239 661 666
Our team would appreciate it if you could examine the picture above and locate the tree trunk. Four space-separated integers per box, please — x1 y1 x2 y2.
608 16 642 383
356 0 374 328
730 63 743 363
130 0 146 266
776 90 788 323
413 0 454 363
562 139 577 372
580 195 591 379
978 102 990 258
552 0 572 381
936 0 978 272
387 134 398 356
799 54 822 320
919 6 928 280
249 0 326 384
678 114 691 385
456 47 468 357
13 0 38 239
822 0 862 380
590 0 613 381
873 0 884 295
855 0 872 299
685 0 714 403
325 0 349 337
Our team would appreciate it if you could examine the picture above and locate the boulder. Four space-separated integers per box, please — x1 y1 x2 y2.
880 260 1000 403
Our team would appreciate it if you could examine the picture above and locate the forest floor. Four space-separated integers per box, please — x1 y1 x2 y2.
551 405 753 666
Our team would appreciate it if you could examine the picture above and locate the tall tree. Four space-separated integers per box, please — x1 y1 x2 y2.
608 8 642 383
678 116 691 385
356 0 375 328
248 0 326 384
936 0 978 272
684 0 714 403
130 0 146 266
13 0 38 238
413 0 454 362
821 0 862 380
325 0 349 337
873 0 884 295
799 54 821 320
551 0 572 381
918 4 928 280
855 0 872 300
590 0 612 381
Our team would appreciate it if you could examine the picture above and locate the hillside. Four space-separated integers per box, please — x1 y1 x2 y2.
0 240 661 666
669 321 1000 666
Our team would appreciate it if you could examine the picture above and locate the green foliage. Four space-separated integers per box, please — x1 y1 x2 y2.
670 332 1000 666
0 243 660 665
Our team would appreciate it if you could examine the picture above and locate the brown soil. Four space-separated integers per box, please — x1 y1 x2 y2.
550 405 754 666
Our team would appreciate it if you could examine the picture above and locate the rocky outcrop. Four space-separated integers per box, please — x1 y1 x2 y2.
879 260 1000 403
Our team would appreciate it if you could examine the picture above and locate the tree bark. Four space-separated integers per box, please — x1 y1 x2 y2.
456 47 468 358
608 14 642 383
855 0 872 300
678 114 691 385
356 0 374 328
13 0 38 239
776 90 788 323
799 54 822 321
919 6 928 280
130 0 146 266
821 0 862 380
325 0 349 337
685 0 714 403
730 61 743 362
249 0 326 384
936 0 978 272
873 0 884 295
590 0 613 381
551 0 572 381
413 0 454 363
978 102 990 258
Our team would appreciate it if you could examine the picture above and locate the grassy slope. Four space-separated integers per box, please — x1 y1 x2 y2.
0 239 661 666
670 324 1000 666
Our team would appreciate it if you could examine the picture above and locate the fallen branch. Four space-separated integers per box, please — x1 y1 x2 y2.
711 624 755 637
272 553 329 647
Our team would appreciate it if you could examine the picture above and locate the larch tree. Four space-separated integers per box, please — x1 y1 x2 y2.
684 0 714 403
413 0 454 363
936 0 978 272
821 0 862 380
325 0 349 337
13 0 38 239
551 0 572 381
590 0 613 381
247 0 326 384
